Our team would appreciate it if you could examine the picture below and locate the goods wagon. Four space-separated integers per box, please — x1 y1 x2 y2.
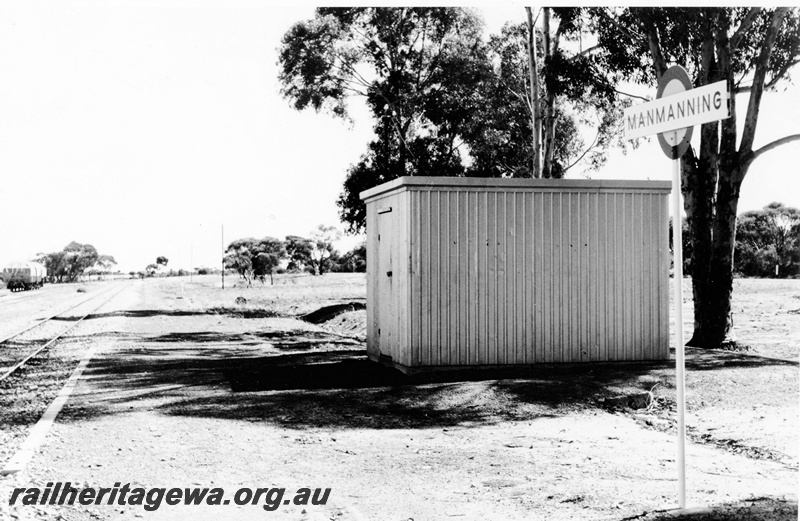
1 262 47 292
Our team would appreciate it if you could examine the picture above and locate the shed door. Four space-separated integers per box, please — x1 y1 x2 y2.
377 206 394 361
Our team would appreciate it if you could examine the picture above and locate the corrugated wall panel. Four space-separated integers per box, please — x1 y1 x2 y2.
397 191 411 367
365 200 378 360
413 189 423 366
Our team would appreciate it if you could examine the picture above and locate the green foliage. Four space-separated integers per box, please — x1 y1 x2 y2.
285 235 314 272
332 242 367 272
283 227 344 275
280 8 635 233
280 8 491 234
735 202 800 277
36 242 103 283
465 17 630 179
224 237 287 285
156 256 169 267
668 217 694 275
95 254 117 272
308 225 342 275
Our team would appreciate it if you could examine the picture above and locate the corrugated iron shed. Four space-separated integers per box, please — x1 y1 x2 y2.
361 177 672 373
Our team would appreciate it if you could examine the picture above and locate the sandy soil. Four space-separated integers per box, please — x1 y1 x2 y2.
0 274 797 520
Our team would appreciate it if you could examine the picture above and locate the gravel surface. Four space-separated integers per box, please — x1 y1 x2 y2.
0 275 796 521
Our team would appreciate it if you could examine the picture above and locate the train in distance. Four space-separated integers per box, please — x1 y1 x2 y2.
0 262 47 292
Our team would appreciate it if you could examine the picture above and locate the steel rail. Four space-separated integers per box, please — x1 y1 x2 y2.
0 283 123 346
0 282 130 383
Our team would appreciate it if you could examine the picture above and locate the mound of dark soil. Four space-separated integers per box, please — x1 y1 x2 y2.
299 301 366 324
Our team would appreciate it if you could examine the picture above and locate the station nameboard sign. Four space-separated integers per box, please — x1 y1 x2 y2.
623 79 729 140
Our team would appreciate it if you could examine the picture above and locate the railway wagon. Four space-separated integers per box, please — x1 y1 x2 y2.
1 262 47 292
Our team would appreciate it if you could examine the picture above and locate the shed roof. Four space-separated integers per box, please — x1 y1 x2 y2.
360 176 672 202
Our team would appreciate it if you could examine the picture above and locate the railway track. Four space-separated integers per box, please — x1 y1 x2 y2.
0 282 130 383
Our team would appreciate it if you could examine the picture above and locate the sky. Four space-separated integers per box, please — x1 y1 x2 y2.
1 2 798 273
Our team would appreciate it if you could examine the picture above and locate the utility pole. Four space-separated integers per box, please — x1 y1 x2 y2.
221 223 225 290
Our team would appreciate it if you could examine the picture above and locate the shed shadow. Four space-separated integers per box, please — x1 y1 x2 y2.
53 328 797 431
52 308 282 321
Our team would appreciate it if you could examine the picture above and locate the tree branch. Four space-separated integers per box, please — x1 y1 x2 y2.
643 16 668 78
599 9 645 45
739 8 790 157
575 44 601 57
614 89 649 101
563 121 602 173
765 58 800 89
748 134 800 166
730 8 762 51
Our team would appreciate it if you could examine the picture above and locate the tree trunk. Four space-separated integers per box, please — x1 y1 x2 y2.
526 7 541 178
542 8 557 178
688 168 742 349
684 11 739 350
683 123 718 348
685 103 741 349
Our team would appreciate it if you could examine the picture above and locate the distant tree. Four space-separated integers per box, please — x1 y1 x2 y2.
95 254 117 273
308 225 342 275
37 242 101 282
145 264 158 277
735 202 800 277
224 243 255 285
669 217 694 275
252 238 286 285
285 235 313 272
62 242 99 282
36 251 67 283
224 237 286 286
156 256 169 268
334 241 367 272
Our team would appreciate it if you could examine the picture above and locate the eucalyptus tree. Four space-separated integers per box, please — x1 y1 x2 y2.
307 225 342 275
595 7 800 348
37 242 102 283
278 7 492 232
279 7 635 232
95 254 118 274
224 237 285 286
466 12 630 179
735 202 800 277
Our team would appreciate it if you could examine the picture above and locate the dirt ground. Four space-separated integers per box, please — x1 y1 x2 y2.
0 274 797 520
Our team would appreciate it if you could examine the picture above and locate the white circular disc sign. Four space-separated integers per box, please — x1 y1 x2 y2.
657 66 694 159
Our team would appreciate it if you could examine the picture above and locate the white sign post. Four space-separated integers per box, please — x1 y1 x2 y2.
669 128 687 509
624 65 729 510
